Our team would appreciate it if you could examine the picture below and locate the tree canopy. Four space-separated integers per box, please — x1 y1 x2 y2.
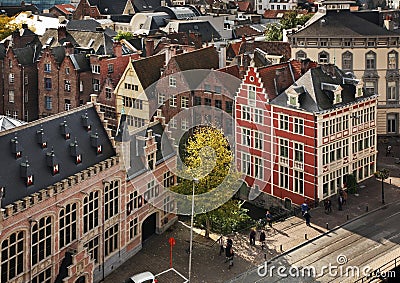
171 126 251 236
114 31 133 41
265 11 313 41
0 15 17 41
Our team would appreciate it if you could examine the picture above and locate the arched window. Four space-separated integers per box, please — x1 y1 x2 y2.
32 216 52 265
296 50 307 60
388 50 398 70
59 203 77 248
342 51 353 71
83 191 100 233
1 231 24 282
366 51 376 70
318 51 329 64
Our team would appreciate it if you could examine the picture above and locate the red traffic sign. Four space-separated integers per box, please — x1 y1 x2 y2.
169 237 176 246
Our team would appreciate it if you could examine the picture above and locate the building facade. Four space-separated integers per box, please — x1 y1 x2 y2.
0 104 177 283
289 0 400 135
236 62 377 206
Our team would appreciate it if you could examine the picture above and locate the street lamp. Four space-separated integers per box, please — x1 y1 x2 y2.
188 178 199 282
374 168 390 205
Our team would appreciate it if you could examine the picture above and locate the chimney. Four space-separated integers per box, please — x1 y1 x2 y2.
63 42 74 56
165 47 172 65
384 19 394 31
58 26 67 40
145 39 154 57
113 41 122 57
219 44 226 68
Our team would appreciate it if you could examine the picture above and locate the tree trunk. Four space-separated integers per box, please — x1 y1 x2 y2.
205 217 211 238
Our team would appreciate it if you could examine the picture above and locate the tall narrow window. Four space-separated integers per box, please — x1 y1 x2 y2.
366 52 376 70
388 51 397 70
387 81 397 101
84 237 99 263
294 171 304 194
31 216 52 265
105 224 119 257
105 180 119 220
1 231 24 282
59 203 77 248
83 191 99 233
342 52 353 71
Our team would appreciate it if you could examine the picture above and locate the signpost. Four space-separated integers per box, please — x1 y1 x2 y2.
169 237 176 268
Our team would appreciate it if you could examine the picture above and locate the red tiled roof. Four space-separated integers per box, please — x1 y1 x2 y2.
236 1 252 12
53 4 76 15
257 60 317 100
263 9 312 19
234 25 263 38
218 64 240 79
227 41 241 57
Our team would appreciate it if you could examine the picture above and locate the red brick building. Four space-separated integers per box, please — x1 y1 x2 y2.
1 25 41 122
37 26 139 132
0 104 177 283
236 62 377 206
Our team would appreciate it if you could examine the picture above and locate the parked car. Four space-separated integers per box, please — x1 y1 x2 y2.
124 271 158 283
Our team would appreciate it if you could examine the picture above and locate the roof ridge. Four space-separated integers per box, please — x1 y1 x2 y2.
0 104 95 137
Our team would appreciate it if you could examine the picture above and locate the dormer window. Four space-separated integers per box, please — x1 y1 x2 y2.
70 139 82 164
60 121 70 139
11 136 23 159
334 91 342 104
20 158 34 186
36 127 47 148
81 112 91 131
356 81 364 98
46 149 59 175
90 132 102 154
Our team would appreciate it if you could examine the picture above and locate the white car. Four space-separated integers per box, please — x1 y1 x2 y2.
125 271 158 283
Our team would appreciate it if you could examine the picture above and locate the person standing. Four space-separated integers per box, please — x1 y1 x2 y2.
225 239 234 269
259 230 266 250
301 200 309 216
266 210 273 227
249 229 256 246
304 210 311 226
338 194 343 211
342 190 348 205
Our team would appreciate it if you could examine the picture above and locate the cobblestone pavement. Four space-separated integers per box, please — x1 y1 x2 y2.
104 137 400 282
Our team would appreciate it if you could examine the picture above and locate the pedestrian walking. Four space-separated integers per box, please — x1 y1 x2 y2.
249 229 256 246
225 239 234 269
259 230 266 250
327 199 332 213
386 145 392 156
301 200 309 216
304 210 311 226
218 235 224 255
266 210 273 227
342 190 348 205
338 194 343 211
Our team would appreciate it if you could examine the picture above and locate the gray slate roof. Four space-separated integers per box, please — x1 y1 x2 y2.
115 116 175 180
69 53 91 72
271 65 375 113
0 105 116 207
13 42 42 66
291 10 399 38
88 0 130 14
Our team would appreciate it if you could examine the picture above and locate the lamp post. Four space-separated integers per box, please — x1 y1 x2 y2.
374 168 390 205
188 178 198 282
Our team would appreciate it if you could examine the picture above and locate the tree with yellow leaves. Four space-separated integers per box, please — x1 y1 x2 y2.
0 15 17 41
172 126 251 238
